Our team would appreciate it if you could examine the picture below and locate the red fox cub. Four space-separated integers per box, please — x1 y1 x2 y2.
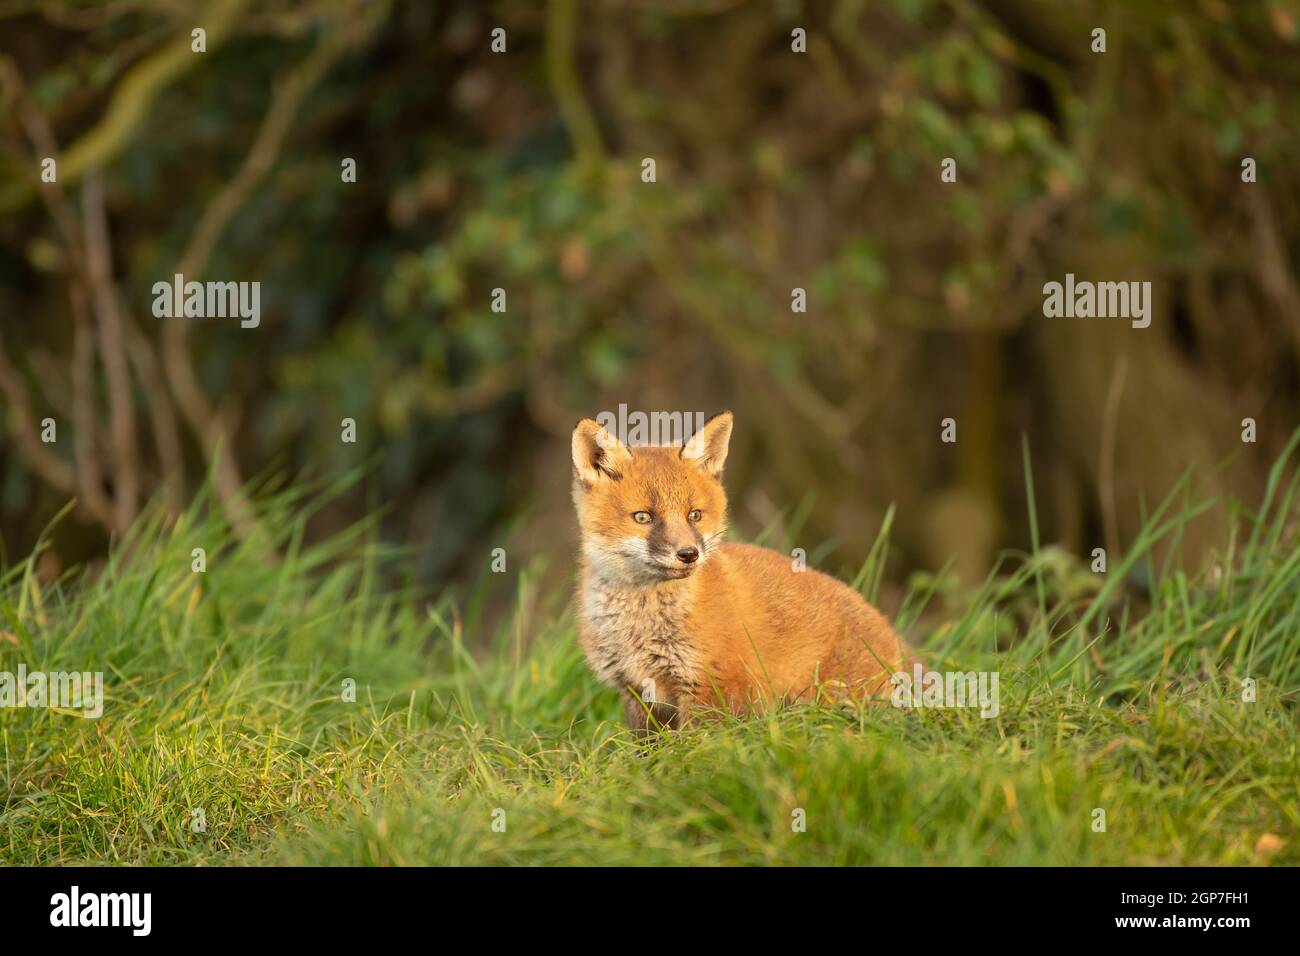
571 411 912 731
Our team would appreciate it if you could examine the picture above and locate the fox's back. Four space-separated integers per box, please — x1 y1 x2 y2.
686 541 907 705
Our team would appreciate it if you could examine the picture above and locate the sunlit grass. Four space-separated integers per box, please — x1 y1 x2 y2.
2 442 1298 866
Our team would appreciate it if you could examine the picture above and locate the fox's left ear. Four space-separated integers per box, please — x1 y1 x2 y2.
680 411 733 478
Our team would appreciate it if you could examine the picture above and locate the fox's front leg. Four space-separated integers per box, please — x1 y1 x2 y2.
622 689 684 735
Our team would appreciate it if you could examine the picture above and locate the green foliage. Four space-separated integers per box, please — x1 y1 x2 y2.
4 1 1299 587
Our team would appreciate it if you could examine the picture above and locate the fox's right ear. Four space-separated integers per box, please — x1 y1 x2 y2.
572 418 632 487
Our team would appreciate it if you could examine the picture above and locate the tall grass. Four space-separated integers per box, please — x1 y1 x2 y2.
1 441 1297 866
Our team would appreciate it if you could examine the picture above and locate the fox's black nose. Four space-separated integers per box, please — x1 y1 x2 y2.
676 547 699 564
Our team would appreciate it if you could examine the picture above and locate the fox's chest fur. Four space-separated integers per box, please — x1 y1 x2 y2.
579 577 702 699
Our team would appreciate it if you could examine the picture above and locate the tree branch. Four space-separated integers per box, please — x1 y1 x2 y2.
83 171 141 531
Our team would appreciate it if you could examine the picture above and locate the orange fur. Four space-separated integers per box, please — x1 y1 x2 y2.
571 411 912 730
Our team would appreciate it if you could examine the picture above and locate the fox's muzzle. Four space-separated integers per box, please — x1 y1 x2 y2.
648 517 704 565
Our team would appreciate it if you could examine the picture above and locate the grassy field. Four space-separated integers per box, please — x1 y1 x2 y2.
2 444 1298 867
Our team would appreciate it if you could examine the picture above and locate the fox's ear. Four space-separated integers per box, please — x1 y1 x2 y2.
572 418 632 486
680 411 733 478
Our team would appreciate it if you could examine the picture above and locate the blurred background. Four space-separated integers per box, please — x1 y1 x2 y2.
1 0 1298 611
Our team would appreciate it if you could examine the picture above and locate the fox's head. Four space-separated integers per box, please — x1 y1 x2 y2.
571 412 733 584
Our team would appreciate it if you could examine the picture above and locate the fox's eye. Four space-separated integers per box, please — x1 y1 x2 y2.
632 511 653 524
688 509 703 522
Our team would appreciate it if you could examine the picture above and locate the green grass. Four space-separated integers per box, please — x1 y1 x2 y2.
2 444 1298 867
